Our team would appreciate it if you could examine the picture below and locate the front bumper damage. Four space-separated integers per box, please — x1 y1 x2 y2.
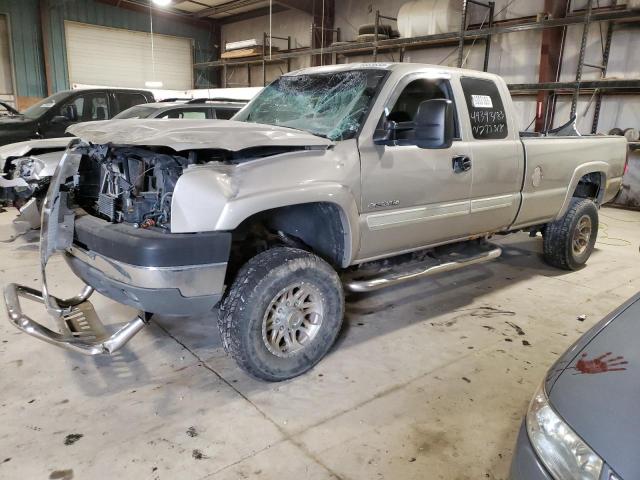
3 142 230 355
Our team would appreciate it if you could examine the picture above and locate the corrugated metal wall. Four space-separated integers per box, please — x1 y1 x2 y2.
0 0 216 101
0 0 46 98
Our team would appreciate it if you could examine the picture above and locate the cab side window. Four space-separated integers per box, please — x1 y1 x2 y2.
460 77 508 140
215 108 237 120
387 79 457 140
160 108 208 119
116 92 148 112
62 93 109 121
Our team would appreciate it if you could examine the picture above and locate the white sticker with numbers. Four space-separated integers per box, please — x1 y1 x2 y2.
471 95 493 108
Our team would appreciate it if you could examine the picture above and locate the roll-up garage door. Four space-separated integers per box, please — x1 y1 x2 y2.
64 21 193 90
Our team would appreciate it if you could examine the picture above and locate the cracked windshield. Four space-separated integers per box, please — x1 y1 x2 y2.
235 69 387 141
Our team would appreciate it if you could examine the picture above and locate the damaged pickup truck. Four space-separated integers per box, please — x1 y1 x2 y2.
4 63 628 381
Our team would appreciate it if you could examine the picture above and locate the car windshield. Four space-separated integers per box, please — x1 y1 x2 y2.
21 91 70 120
234 69 387 141
114 105 161 119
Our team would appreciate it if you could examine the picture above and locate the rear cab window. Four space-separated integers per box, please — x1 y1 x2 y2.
115 92 149 114
460 77 507 140
159 108 209 119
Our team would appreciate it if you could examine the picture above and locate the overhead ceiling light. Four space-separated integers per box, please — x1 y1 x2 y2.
145 81 164 88
151 0 172 6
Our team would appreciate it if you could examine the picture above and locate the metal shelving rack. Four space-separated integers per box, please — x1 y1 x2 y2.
198 2 640 129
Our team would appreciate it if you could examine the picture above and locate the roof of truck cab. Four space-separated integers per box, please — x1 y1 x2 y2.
142 101 245 109
283 62 503 81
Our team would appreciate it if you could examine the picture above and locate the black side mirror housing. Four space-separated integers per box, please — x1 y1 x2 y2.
413 98 454 149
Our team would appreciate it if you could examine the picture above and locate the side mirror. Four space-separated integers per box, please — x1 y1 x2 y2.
51 115 68 124
413 98 454 149
59 104 78 122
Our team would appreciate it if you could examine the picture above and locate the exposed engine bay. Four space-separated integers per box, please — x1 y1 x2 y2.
73 143 308 230
74 144 201 229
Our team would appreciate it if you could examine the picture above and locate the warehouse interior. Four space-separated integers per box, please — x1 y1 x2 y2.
0 0 639 479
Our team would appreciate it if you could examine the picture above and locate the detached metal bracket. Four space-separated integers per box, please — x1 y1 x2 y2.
4 283 148 355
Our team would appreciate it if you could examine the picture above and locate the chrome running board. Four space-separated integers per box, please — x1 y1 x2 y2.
344 243 502 293
4 283 148 355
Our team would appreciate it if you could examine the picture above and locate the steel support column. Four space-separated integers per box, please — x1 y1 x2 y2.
534 0 570 132
311 0 335 66
571 0 594 119
591 20 614 133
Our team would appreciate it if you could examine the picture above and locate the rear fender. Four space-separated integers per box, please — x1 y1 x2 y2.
555 162 608 219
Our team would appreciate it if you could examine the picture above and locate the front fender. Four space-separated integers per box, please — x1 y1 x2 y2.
170 170 360 266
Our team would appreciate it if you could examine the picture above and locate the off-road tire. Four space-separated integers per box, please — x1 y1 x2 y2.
543 198 598 270
218 247 344 381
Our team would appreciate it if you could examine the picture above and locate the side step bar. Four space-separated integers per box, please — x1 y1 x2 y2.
4 283 148 355
344 244 502 293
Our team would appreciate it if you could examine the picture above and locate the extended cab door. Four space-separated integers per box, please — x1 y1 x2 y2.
357 73 474 261
458 76 523 233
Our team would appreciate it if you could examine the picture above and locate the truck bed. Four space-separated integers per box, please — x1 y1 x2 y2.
511 134 628 230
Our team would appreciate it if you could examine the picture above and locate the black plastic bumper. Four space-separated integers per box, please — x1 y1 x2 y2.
73 215 231 267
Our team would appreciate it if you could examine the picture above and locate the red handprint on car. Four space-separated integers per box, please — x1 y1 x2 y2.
573 352 628 374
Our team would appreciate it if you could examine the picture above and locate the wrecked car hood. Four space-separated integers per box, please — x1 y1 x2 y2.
547 293 640 480
0 137 72 161
68 119 334 152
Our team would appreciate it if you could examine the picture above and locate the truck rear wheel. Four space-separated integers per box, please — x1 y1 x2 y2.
218 247 344 381
543 198 598 270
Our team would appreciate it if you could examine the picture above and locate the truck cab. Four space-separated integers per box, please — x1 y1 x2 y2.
0 88 154 146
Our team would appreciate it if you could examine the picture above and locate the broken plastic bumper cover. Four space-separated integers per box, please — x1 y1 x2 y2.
2 141 228 355
1 143 148 355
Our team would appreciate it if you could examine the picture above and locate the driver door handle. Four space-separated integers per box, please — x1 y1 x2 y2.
452 155 472 173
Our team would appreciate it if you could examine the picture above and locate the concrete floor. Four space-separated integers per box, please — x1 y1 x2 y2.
0 206 638 480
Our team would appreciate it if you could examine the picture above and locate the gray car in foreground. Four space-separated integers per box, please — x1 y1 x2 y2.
510 292 640 480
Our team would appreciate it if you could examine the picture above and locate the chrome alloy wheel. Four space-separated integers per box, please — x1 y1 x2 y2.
262 282 324 358
572 215 593 255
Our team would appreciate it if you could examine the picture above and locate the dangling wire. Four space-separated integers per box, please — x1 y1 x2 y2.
269 0 273 59
320 0 325 65
149 5 156 82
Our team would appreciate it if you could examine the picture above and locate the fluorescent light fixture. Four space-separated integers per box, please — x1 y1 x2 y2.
145 81 164 88
151 0 172 6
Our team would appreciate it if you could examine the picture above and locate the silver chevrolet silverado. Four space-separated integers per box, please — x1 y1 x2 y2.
3 63 628 381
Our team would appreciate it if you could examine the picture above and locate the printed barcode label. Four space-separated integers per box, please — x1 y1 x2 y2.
471 95 493 108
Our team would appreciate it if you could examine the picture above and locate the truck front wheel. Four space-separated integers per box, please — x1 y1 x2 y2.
543 198 599 270
218 247 344 381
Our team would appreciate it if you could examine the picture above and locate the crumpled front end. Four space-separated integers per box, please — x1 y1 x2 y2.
3 141 231 355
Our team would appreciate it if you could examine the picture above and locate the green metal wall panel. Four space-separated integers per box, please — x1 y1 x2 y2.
0 0 46 98
0 0 215 99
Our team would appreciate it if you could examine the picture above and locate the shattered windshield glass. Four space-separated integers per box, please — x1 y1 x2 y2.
235 69 387 141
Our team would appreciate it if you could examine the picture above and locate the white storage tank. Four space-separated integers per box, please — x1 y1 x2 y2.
397 0 464 38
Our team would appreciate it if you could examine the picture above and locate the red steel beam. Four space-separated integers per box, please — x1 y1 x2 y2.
535 0 570 132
